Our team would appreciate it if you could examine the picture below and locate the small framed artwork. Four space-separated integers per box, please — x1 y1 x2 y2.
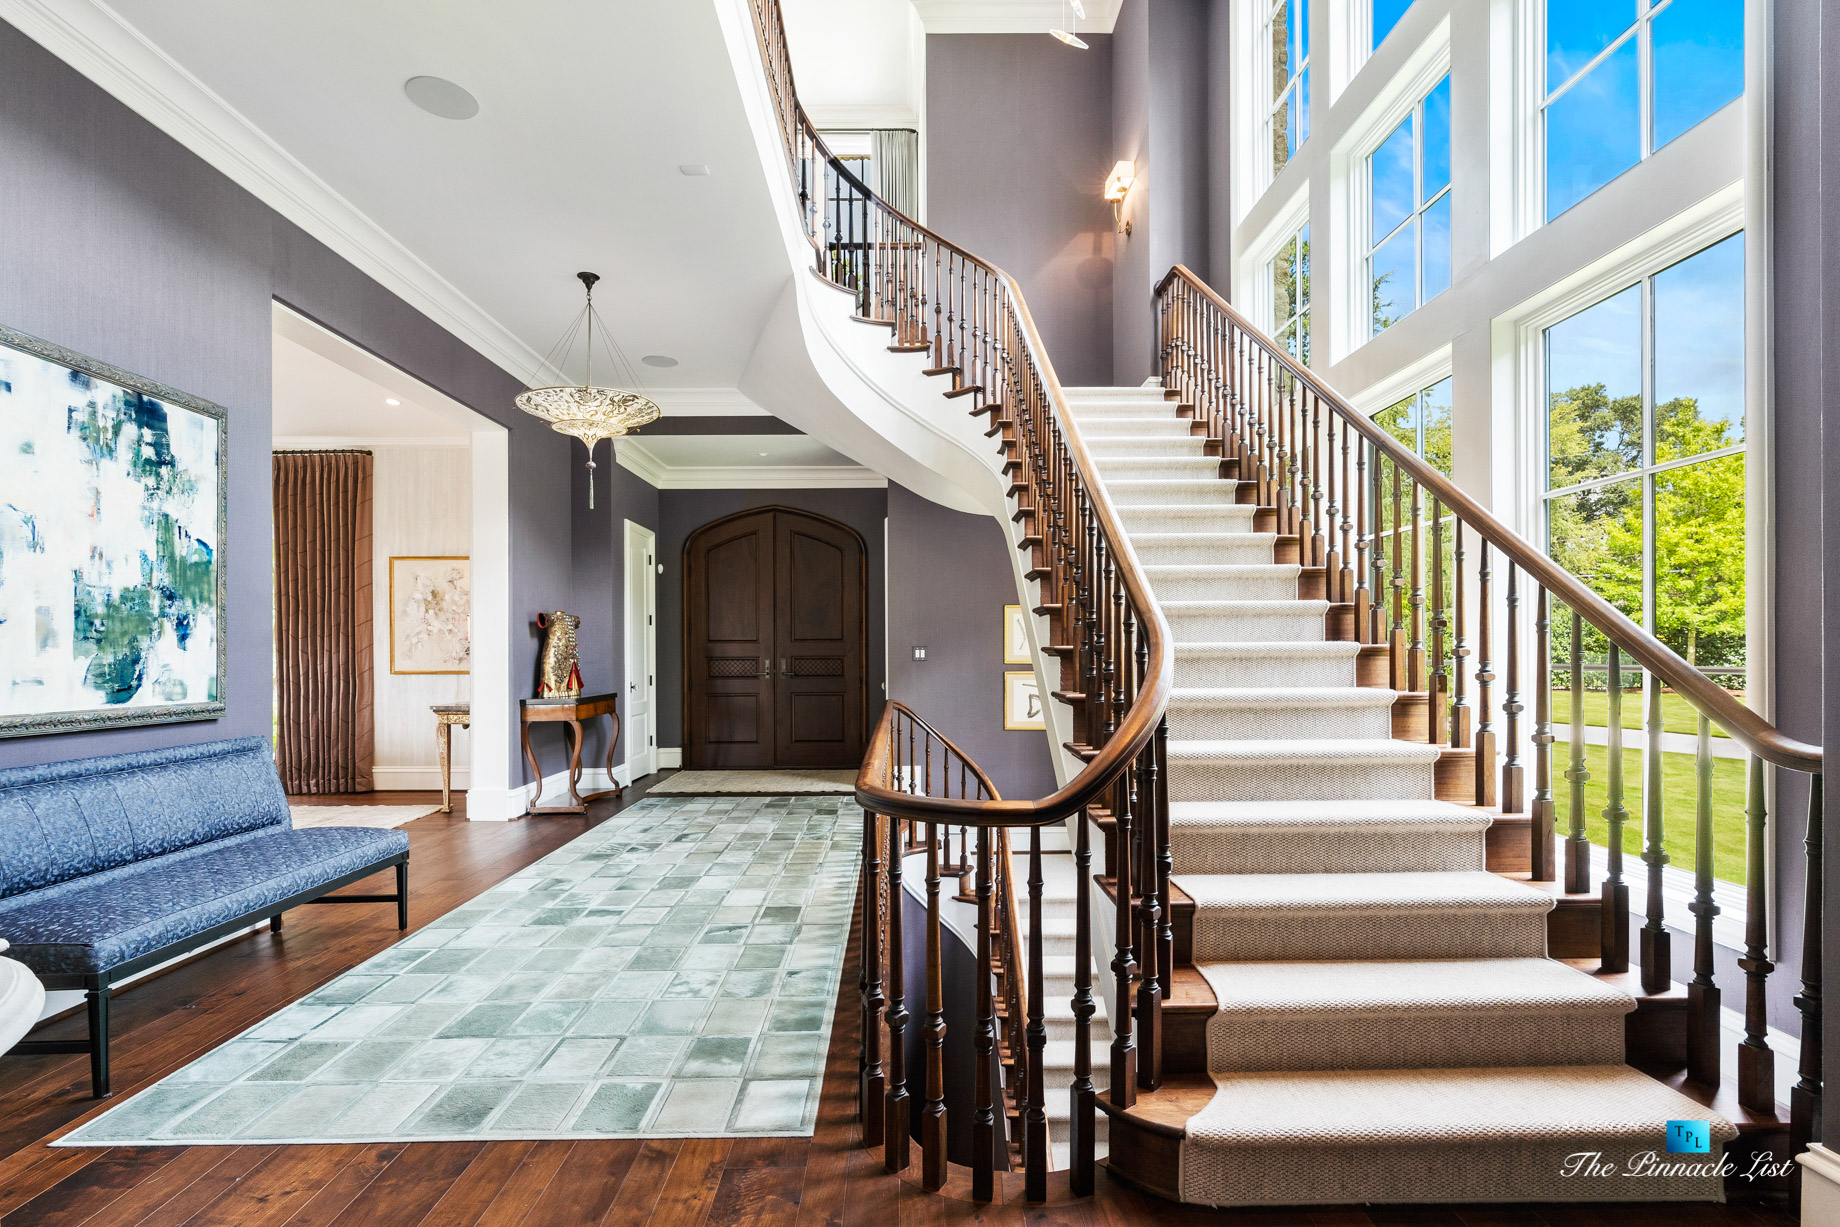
1004 670 1045 731
389 556 471 674
1004 604 1030 664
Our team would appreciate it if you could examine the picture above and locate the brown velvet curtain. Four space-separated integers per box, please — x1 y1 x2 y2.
274 450 375 794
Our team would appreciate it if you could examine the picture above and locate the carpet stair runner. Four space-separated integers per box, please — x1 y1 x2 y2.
1047 384 1736 1206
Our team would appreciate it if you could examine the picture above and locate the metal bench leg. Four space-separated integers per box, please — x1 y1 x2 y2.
87 984 110 1099
396 862 409 930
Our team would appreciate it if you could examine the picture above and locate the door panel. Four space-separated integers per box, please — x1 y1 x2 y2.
774 516 865 767
686 508 866 770
686 511 775 768
624 521 658 779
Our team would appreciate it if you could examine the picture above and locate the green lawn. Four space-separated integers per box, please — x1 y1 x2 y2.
1549 689 1740 738
1550 738 1750 886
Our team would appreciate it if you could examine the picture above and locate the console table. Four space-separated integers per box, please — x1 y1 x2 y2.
431 703 470 813
519 693 622 815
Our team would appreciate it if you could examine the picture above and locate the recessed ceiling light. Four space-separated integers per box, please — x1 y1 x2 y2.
642 354 679 368
404 76 479 120
384 397 401 406
678 164 712 177
758 452 770 457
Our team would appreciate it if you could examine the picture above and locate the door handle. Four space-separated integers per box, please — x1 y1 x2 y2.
780 657 791 678
760 657 772 679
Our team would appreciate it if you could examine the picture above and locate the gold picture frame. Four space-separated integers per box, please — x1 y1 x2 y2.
389 555 471 675
1004 604 1030 664
1004 670 1045 731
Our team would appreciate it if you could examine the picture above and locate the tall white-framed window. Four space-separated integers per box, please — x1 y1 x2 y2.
1265 0 1311 181
1540 231 1749 885
1375 375 1453 474
1268 221 1311 363
1541 0 1744 222
1366 75 1451 338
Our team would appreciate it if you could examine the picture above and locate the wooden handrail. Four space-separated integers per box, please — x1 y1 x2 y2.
1154 263 1818 776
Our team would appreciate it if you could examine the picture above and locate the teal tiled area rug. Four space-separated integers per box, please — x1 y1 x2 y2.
58 795 858 1145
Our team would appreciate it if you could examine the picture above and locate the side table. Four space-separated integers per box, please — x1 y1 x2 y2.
519 693 622 815
431 703 471 813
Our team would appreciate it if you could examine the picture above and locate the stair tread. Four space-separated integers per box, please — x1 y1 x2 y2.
1192 957 1635 1019
1177 1065 1736 1148
1172 869 1553 915
1168 798 1490 830
1147 564 1301 577
1170 686 1397 706
1164 599 1329 612
1166 738 1443 762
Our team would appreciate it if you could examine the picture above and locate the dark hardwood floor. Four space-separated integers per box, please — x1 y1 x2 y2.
0 781 1800 1226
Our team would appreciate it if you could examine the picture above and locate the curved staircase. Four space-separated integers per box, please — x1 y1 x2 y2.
1066 384 1735 1205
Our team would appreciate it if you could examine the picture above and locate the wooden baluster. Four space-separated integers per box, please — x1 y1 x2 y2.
1110 571 1138 1110
1353 437 1370 640
1156 718 1174 1006
1429 499 1447 745
1501 562 1523 813
1474 540 1496 808
1640 678 1670 994
1738 757 1775 1113
860 808 885 1148
1565 611 1591 893
1531 587 1555 880
1452 521 1471 746
1070 787 1097 1195
1600 645 1629 974
1792 774 1823 1154
884 804 909 1170
1309 394 1325 567
1408 479 1425 692
1025 825 1047 1200
971 826 996 1200
921 820 945 1189
1135 712 1163 1090
1686 712 1720 1086
1373 444 1389 648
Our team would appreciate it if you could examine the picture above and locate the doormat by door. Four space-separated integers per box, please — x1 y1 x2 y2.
646 770 856 796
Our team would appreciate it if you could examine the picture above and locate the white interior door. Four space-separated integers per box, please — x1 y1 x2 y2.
624 520 658 780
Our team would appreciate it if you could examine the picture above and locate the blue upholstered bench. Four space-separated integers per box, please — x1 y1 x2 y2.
0 737 410 1097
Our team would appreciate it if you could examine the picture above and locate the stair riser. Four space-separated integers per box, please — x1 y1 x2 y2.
1172 652 1358 688
1165 610 1327 643
1204 1011 1627 1074
1132 539 1275 566
1165 701 1394 741
1096 459 1221 482
1149 573 1302 601
1075 418 1191 437
1167 759 1437 802
1167 829 1485 875
1107 482 1241 507
1120 507 1259 534
1086 438 1208 457
1189 908 1549 962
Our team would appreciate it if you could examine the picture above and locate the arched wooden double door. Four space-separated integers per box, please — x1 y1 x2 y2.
685 507 867 769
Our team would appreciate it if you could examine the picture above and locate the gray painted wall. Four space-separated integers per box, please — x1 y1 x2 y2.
1110 0 1153 384
1775 0 1838 1147
886 483 1058 800
926 33 1116 388
656 488 889 755
0 20 578 794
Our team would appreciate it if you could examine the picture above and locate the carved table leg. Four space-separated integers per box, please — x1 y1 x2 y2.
521 720 543 813
605 711 622 797
437 722 454 813
566 719 586 808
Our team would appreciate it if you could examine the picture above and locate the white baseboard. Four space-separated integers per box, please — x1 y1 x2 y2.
373 766 469 790
658 748 683 769
1802 1145 1840 1225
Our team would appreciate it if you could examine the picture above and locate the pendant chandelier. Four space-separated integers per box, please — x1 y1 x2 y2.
515 271 661 508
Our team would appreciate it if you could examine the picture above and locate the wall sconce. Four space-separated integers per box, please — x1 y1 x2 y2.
1103 161 1136 235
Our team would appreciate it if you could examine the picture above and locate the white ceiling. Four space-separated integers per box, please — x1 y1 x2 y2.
272 331 466 443
626 435 857 469
908 0 1122 34
782 0 924 129
101 0 791 393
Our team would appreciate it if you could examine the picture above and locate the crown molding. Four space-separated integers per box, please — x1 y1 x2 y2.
0 0 550 384
645 387 771 416
911 0 1121 35
613 441 884 490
